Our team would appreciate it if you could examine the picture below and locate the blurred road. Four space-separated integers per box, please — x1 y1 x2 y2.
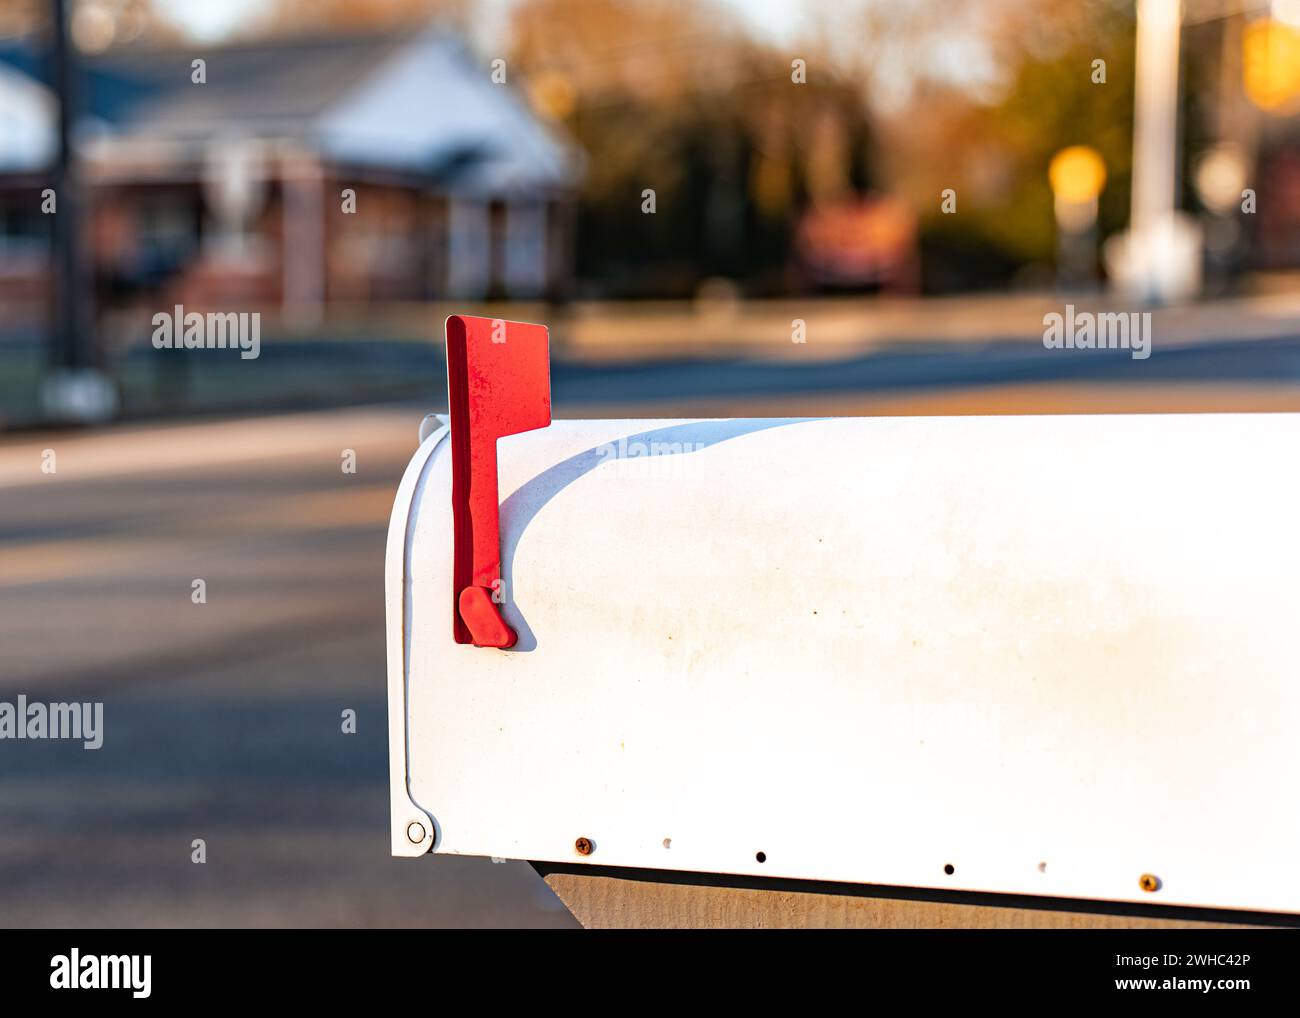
8 291 1300 428
554 336 1300 414
0 407 577 927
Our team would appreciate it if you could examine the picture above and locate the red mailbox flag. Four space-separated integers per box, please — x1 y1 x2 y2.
445 315 552 648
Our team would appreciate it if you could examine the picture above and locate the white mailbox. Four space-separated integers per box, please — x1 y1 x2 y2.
388 315 1300 919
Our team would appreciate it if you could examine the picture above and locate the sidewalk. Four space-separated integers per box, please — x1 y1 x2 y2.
3 291 1299 429
550 290 1300 362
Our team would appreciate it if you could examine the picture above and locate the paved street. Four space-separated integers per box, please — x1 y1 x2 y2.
0 407 576 927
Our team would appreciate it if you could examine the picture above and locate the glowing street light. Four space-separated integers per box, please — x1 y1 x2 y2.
1243 15 1300 114
1049 145 1108 206
1049 145 1107 287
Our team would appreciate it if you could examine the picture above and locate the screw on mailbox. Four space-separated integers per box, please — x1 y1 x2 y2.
574 837 594 856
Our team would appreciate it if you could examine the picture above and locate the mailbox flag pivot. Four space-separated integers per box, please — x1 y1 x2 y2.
445 315 552 647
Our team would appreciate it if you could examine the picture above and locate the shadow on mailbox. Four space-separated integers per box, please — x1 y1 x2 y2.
498 417 825 651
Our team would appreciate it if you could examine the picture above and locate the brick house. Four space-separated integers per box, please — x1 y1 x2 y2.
0 30 582 328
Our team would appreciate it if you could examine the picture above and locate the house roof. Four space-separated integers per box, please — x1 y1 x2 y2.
0 30 581 193
94 35 410 136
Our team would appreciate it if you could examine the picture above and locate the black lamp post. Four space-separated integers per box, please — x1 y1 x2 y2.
44 0 114 422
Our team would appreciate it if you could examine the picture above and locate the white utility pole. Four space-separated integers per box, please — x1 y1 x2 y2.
1110 0 1202 303
1132 0 1183 235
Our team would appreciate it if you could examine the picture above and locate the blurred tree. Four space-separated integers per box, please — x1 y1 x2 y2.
259 0 474 36
0 0 45 37
0 0 166 47
509 0 882 297
863 0 1139 290
857 0 1223 291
